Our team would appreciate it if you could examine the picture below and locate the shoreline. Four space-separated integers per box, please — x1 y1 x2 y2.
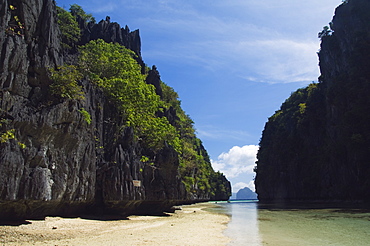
0 202 231 246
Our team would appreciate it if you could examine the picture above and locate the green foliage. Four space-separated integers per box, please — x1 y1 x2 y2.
298 103 306 115
79 108 91 124
79 40 179 151
318 25 332 39
17 142 26 149
209 171 231 198
140 156 155 166
49 65 84 100
5 4 25 37
140 156 150 163
69 4 95 23
0 128 15 143
49 3 230 198
178 137 214 195
256 71 370 200
161 81 196 139
269 110 282 122
182 176 195 192
161 82 181 109
159 81 230 198
307 82 318 97
160 82 207 193
79 39 229 196
79 39 144 83
0 117 26 148
56 6 81 49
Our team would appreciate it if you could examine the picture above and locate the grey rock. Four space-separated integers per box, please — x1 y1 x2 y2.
255 0 370 202
0 0 230 220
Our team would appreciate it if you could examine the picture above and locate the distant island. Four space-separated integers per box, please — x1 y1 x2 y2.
230 187 258 200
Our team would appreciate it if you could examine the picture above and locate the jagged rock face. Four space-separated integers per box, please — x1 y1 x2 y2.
146 65 163 97
0 0 96 219
79 16 142 58
0 0 228 220
0 0 62 96
319 0 370 82
255 0 370 202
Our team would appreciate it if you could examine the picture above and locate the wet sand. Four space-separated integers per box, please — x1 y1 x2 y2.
0 203 230 246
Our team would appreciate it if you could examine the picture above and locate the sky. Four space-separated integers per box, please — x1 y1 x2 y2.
57 0 343 193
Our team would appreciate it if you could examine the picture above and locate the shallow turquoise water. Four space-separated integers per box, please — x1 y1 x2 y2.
209 201 370 246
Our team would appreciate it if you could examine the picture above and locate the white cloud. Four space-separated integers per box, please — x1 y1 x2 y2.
232 39 321 83
145 36 320 84
211 145 259 179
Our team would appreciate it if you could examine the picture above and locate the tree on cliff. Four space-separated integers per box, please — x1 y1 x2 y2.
78 39 180 151
0 0 230 221
318 26 332 39
52 5 231 200
56 6 80 49
69 4 95 23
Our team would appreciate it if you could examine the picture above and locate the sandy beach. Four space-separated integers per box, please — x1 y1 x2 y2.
0 202 230 246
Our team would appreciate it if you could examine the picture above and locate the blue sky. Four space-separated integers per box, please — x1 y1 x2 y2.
57 0 342 193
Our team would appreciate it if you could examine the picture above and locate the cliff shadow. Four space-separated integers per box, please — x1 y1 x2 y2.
0 220 32 226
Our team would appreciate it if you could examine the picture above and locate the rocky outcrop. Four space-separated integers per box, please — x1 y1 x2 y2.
78 15 144 69
255 0 370 202
145 65 163 97
0 0 230 220
80 16 141 57
0 0 94 220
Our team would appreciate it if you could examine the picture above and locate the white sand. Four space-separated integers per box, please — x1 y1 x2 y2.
0 203 231 246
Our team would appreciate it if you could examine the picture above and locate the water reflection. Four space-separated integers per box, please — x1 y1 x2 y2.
211 201 262 245
212 201 370 246
256 202 370 246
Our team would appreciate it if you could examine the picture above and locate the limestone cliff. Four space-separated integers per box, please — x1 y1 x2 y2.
0 0 230 220
255 0 370 202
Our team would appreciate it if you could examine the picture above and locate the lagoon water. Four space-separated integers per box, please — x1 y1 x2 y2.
209 200 370 246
